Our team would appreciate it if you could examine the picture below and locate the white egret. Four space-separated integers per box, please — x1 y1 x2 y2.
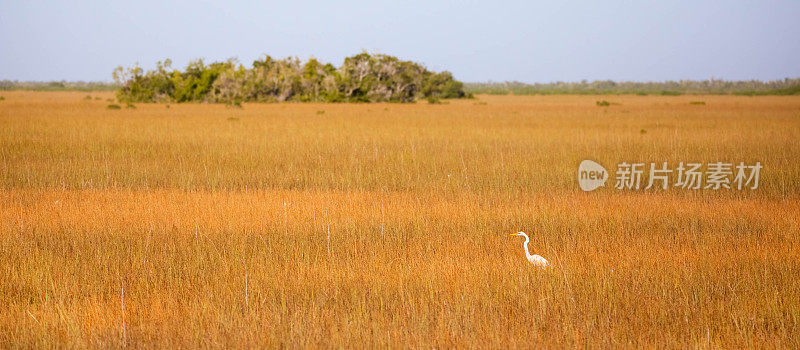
510 232 550 268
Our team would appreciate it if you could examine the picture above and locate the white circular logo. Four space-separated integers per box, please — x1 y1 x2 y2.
578 160 608 191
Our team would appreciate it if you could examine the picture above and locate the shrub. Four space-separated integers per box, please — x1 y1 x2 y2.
114 53 467 104
107 104 121 110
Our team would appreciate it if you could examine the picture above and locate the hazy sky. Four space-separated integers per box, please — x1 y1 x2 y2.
1 0 798 82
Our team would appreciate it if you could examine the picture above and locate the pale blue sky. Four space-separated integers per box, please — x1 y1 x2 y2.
1 0 798 82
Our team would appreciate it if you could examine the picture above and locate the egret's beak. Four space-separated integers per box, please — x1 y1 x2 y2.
509 233 519 236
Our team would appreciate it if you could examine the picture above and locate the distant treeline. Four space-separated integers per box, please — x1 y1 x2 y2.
112 53 468 104
0 80 118 92
6 76 799 98
465 79 800 96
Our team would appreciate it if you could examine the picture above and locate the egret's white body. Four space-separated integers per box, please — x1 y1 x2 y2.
510 232 550 268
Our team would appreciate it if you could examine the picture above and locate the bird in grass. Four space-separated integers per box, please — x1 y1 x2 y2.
510 232 550 268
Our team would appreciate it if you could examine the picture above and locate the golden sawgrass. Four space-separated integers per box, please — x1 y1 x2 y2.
1 92 799 347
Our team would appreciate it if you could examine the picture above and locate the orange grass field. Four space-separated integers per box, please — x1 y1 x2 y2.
1 91 799 347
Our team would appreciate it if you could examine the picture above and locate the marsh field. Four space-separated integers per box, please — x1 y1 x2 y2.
1 91 799 348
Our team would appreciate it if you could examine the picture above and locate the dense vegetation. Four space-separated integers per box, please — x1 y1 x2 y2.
465 78 800 96
112 53 468 104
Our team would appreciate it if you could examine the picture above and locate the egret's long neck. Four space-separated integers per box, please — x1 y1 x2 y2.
523 236 532 258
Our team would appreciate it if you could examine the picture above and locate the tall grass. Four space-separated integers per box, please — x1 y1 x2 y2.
1 92 799 347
